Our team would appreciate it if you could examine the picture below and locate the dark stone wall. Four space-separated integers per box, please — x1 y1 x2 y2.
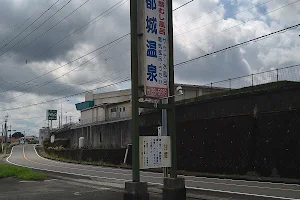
53 82 300 178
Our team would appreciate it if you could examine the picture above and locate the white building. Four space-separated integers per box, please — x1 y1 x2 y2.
76 84 225 125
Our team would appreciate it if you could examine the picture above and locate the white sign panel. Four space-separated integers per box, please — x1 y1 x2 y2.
143 0 169 98
139 136 171 169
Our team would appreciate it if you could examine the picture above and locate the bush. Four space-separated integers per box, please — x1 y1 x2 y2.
271 168 280 178
47 145 65 151
43 138 50 148
246 171 260 177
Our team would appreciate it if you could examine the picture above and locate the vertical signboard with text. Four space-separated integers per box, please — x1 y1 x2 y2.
139 136 171 169
143 0 169 98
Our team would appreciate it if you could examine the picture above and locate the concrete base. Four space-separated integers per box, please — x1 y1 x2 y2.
123 182 149 200
163 177 186 200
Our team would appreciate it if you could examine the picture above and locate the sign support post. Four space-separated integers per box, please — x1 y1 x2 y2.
124 0 149 199
162 0 186 199
124 0 185 199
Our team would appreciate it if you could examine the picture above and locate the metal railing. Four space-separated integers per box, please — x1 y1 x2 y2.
203 64 300 92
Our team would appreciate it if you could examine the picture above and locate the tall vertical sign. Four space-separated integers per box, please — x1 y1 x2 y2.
143 0 169 98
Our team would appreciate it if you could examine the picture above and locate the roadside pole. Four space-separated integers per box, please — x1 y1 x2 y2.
123 0 149 199
163 0 186 199
162 98 168 177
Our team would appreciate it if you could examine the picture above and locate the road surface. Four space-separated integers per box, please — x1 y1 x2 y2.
7 145 300 200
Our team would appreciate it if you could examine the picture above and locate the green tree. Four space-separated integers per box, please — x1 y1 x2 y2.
12 132 24 139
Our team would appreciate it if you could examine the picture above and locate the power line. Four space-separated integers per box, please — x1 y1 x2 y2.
174 0 274 37
60 0 295 72
3 59 300 111
0 0 73 61
0 0 128 84
21 0 295 102
175 0 300 51
0 0 52 44
19 67 129 105
2 34 129 102
0 0 61 53
173 0 195 11
0 0 90 64
0 0 292 110
0 33 129 95
0 78 130 111
0 0 188 84
174 23 300 68
10 116 45 121
28 0 128 63
173 0 235 29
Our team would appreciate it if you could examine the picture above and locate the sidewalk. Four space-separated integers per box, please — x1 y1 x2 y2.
0 178 162 200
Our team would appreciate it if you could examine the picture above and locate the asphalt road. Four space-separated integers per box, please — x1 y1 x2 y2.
7 145 300 200
0 177 127 200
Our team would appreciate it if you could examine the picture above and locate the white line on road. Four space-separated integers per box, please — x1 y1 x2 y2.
7 146 300 200
33 145 300 188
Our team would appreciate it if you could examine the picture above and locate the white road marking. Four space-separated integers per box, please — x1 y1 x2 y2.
7 146 300 200
33 145 300 188
187 186 300 200
19 180 36 183
73 192 81 195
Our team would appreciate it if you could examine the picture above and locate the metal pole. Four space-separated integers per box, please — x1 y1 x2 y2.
58 116 61 128
130 0 140 182
162 98 168 177
168 0 177 178
50 120 52 130
61 102 63 128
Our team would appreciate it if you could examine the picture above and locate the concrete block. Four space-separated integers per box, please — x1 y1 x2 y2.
123 182 149 200
163 177 186 200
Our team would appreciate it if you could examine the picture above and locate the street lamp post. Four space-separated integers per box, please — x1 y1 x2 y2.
60 99 69 128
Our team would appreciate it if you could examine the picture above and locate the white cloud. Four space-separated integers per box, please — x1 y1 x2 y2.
0 0 299 133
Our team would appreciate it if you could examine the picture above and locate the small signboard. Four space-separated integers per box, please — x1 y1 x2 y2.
46 110 57 120
139 136 171 169
142 0 169 98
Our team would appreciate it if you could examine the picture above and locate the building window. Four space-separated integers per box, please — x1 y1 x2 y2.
111 108 116 112
120 107 122 112
100 132 102 143
123 107 125 112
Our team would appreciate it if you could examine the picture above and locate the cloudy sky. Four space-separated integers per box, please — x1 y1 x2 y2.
0 0 299 136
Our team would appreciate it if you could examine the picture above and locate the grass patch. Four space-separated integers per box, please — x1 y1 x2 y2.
0 163 46 180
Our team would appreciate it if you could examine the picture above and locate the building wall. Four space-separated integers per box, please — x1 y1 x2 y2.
81 109 93 124
79 85 224 125
39 128 50 146
107 101 131 120
93 89 131 105
69 120 131 148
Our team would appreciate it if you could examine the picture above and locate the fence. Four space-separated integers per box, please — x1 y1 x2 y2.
204 64 300 92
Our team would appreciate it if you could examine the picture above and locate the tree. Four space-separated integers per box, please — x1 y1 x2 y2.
12 132 24 139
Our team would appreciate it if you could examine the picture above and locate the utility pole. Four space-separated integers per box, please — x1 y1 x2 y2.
65 116 67 125
162 98 168 177
4 114 8 143
69 116 72 123
61 102 63 128
124 0 149 199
